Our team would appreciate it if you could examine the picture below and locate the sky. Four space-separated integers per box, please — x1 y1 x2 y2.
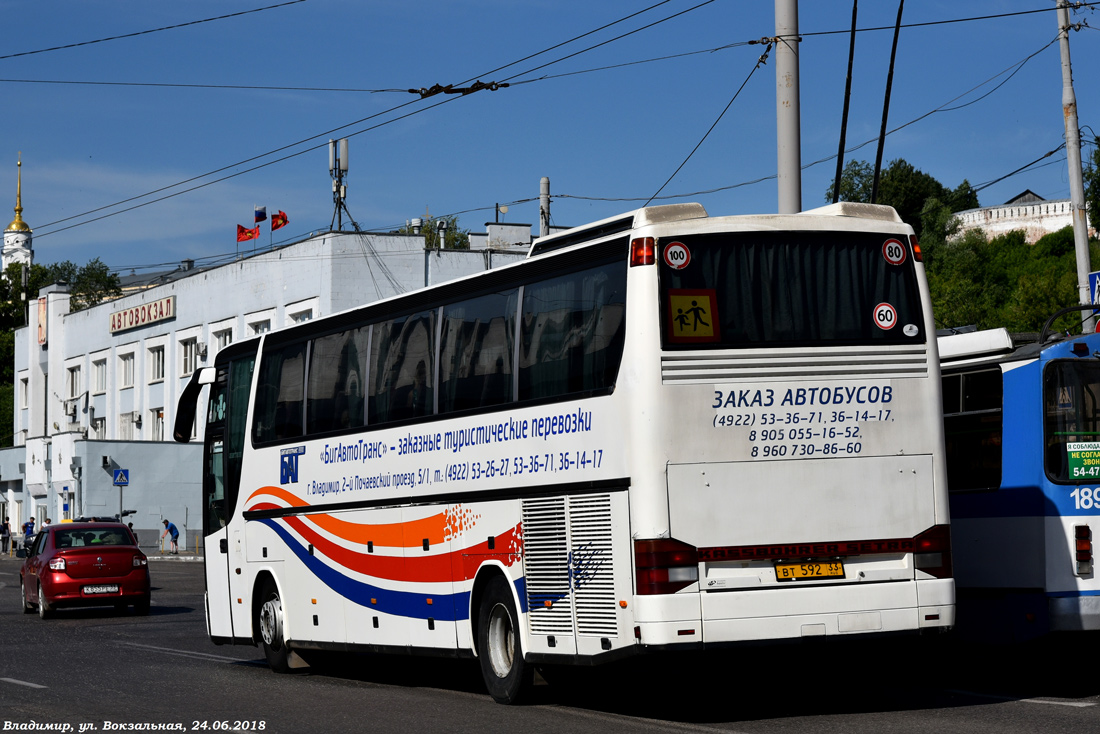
1 0 1098 275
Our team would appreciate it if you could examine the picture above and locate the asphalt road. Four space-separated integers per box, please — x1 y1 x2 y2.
1 557 1098 734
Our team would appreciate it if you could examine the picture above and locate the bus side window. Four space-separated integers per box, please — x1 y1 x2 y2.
253 342 307 442
439 290 517 414
307 326 369 434
519 261 627 401
368 310 435 425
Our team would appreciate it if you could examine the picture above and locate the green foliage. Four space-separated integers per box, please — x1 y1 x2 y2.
0 258 122 384
1085 136 1100 231
825 158 978 238
924 224 1096 333
397 215 470 250
0 383 11 448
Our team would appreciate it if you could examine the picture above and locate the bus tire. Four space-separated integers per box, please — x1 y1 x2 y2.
258 578 292 673
476 574 531 704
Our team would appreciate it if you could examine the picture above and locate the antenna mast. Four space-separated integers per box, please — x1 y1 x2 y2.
329 138 361 232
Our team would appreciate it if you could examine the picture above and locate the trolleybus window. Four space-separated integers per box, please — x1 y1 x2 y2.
519 260 626 400
1044 359 1100 482
659 231 924 348
942 368 1002 491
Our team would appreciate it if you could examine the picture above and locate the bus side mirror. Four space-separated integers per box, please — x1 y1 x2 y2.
174 367 216 443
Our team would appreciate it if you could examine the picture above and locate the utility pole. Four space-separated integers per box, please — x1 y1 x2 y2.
775 0 801 214
1056 1 1093 326
540 177 550 238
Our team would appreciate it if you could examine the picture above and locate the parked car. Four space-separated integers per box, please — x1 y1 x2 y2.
19 522 150 618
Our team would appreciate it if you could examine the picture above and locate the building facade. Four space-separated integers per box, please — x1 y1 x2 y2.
954 189 1096 244
0 226 529 550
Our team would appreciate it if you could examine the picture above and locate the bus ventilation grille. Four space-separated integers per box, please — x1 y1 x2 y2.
661 344 929 383
522 494 617 637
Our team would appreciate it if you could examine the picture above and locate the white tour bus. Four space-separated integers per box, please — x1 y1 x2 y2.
175 202 954 704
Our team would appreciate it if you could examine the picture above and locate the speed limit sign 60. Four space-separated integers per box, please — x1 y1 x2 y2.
874 302 897 330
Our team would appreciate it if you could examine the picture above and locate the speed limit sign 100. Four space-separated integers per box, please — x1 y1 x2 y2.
663 241 691 270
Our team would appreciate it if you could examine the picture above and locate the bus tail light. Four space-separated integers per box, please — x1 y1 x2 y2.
635 538 699 595
630 237 655 267
909 234 922 262
913 524 952 578
1075 525 1092 575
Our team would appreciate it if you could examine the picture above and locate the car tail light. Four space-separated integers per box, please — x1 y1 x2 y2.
630 237 655 267
913 524 952 578
48 557 66 571
909 234 922 262
133 554 148 567
1075 525 1092 575
635 538 699 595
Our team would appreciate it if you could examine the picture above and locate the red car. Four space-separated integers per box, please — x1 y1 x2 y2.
19 522 150 618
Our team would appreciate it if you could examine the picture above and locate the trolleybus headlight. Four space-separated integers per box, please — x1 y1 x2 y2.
635 538 699 595
913 524 952 579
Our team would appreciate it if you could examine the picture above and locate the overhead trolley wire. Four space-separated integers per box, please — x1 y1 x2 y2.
0 1 308 61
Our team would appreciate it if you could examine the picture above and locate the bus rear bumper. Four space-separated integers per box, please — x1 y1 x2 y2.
1049 595 1100 631
634 579 954 646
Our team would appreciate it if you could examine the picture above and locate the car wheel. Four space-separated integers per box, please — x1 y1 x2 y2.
20 576 33 614
259 579 291 673
476 574 532 704
134 596 151 616
37 581 52 619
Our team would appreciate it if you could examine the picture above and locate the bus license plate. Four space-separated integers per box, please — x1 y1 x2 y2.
775 561 844 582
83 584 120 595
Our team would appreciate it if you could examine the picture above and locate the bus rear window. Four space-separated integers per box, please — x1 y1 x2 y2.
1044 360 1100 482
658 231 924 349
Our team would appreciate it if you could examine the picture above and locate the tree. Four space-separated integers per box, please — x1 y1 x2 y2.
1085 135 1100 231
397 215 470 250
825 158 978 237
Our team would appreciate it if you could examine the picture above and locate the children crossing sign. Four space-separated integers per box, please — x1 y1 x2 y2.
667 289 720 343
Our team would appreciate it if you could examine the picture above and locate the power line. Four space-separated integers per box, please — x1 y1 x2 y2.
0 1 307 61
0 78 406 93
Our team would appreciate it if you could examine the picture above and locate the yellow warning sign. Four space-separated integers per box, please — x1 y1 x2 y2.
668 289 719 343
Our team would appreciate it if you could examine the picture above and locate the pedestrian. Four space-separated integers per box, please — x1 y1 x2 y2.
161 519 179 554
1 516 11 554
22 517 35 551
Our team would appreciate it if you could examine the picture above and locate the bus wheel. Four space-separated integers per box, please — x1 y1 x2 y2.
259 579 291 673
477 575 532 704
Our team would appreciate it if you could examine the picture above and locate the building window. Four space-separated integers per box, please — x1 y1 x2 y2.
214 329 233 351
93 360 106 393
67 366 81 398
92 417 106 439
149 346 165 382
120 353 135 388
249 319 271 336
289 309 313 324
119 412 134 441
150 408 164 441
181 338 198 376
20 378 28 409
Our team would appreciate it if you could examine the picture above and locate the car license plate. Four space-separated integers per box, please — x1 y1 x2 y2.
775 561 844 582
83 584 120 595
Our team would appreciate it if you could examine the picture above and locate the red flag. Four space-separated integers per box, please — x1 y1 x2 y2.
271 210 289 231
236 224 260 242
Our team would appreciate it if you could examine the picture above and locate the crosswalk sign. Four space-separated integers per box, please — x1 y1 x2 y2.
667 289 720 343
113 469 129 486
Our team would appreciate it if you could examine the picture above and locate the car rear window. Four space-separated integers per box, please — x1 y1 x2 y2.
54 529 133 548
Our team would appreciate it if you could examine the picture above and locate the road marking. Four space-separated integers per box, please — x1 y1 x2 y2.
949 689 1096 708
1 678 47 689
115 641 259 664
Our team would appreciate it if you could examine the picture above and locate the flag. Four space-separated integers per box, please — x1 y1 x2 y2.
254 206 267 223
271 210 289 231
237 224 260 242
